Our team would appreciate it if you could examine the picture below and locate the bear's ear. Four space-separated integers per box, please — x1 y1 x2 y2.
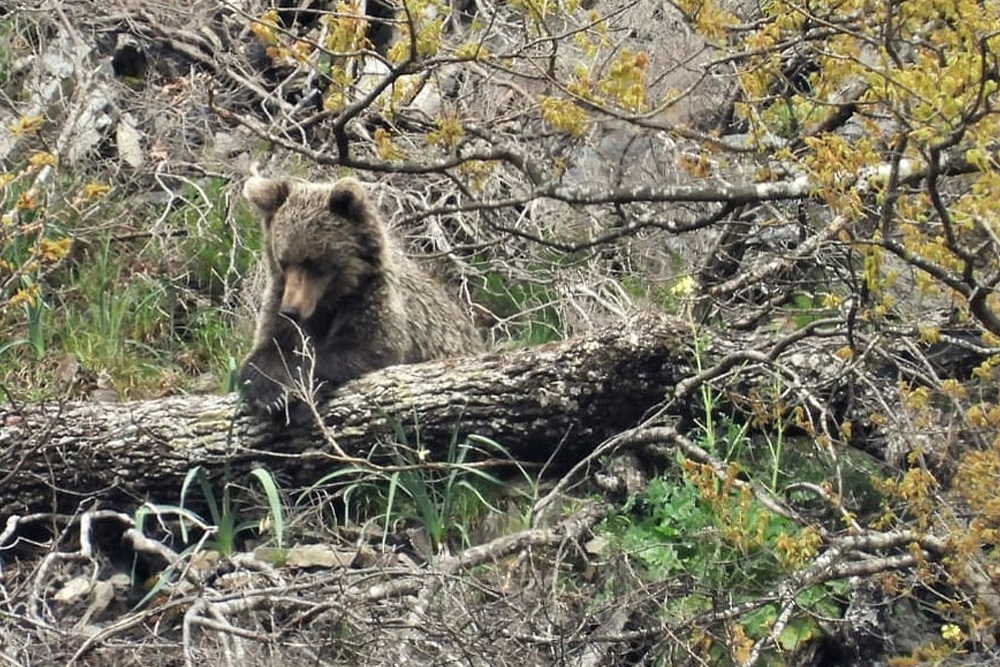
243 177 290 214
327 178 368 222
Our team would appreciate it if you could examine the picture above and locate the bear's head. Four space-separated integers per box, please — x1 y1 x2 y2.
243 176 386 324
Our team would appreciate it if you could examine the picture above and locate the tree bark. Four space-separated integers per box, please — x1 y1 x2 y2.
0 313 697 515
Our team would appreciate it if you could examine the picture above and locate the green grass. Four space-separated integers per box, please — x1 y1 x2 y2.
178 465 286 557
475 270 563 345
306 429 521 554
171 177 259 298
0 174 257 399
0 16 23 90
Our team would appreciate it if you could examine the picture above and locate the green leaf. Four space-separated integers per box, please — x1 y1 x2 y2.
250 467 285 550
779 617 818 651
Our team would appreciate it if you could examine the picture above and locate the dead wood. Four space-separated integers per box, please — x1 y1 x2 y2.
0 313 696 515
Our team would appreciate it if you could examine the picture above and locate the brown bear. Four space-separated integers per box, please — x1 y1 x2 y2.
239 175 483 413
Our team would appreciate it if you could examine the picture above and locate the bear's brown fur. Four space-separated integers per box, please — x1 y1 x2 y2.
239 176 483 412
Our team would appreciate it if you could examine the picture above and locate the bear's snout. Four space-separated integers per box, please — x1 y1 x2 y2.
281 266 323 321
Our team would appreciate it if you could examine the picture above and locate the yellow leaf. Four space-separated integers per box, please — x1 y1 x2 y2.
250 9 280 47
28 152 57 169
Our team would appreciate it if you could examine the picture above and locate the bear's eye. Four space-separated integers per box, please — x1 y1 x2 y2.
302 259 324 276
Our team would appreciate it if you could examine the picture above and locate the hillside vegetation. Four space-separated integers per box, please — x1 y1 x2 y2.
3 1 1000 665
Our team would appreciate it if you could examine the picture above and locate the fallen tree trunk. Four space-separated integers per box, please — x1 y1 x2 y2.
0 314 697 515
